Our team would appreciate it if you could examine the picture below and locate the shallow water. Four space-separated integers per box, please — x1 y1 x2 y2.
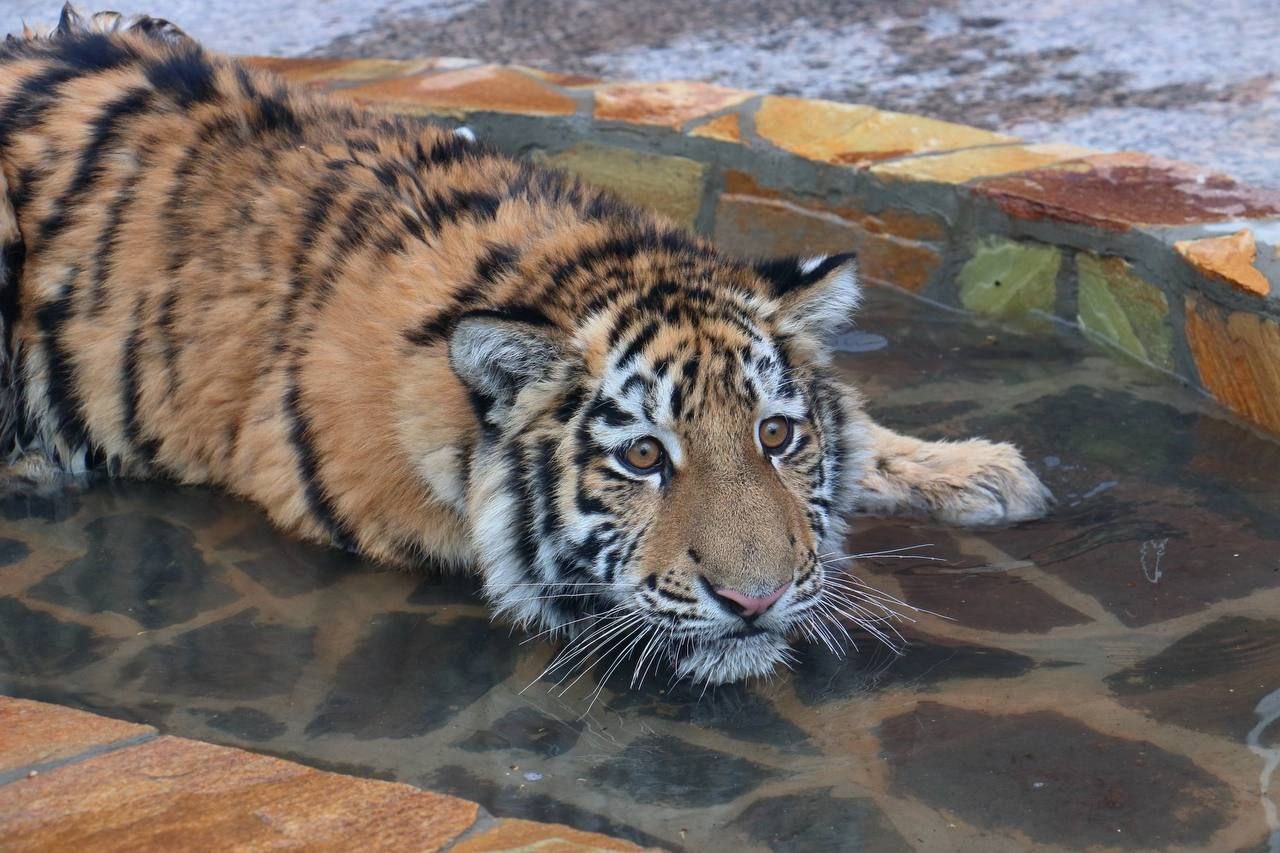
2 287 1278 851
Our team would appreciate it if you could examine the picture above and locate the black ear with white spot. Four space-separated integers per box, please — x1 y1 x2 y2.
448 309 563 419
755 252 860 341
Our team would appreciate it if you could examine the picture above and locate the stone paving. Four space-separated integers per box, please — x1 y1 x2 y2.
0 697 644 850
1 285 1277 851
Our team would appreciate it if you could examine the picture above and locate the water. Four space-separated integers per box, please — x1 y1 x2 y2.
2 286 1277 851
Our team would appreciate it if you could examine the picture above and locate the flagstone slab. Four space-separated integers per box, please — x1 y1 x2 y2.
0 697 153 778
975 153 1280 230
871 143 1092 184
342 65 577 116
593 81 751 128
1175 229 1272 297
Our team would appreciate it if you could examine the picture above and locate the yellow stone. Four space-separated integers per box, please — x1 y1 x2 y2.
534 144 706 227
754 96 1012 166
753 96 878 163
1174 230 1271 297
870 143 1093 183
593 81 751 128
689 113 743 143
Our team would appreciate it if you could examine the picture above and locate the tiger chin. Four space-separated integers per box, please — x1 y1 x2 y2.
0 6 1053 688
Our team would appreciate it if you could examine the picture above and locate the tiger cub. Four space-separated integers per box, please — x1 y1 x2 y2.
0 6 1051 685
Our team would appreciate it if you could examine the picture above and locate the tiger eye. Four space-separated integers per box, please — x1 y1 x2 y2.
623 437 665 472
759 415 793 453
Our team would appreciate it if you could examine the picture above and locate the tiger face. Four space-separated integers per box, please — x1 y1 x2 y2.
451 249 872 685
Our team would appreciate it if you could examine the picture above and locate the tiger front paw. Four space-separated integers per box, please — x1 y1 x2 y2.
924 440 1054 527
857 434 1055 527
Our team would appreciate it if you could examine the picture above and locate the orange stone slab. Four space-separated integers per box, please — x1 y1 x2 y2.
342 65 577 116
0 697 153 776
593 81 751 127
688 112 743 143
0 735 479 852
452 818 646 852
754 96 1010 166
1185 295 1280 434
870 143 1092 184
1174 229 1272 297
975 152 1280 230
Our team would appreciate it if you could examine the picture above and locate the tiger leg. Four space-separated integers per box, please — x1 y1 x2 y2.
852 420 1054 526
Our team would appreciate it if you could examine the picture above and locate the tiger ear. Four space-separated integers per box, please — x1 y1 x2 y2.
448 309 564 417
755 253 861 341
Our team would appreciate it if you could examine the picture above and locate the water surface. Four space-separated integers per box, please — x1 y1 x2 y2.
2 287 1277 851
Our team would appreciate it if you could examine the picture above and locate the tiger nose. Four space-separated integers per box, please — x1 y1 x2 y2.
711 581 792 619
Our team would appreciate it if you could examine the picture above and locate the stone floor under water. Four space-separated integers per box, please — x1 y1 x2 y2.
1 286 1278 851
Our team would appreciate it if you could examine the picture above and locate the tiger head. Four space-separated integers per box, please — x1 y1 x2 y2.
449 237 873 686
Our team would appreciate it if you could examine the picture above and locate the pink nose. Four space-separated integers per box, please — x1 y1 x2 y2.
713 582 792 617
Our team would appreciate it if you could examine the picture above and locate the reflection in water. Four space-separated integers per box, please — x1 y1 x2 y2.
1251 688 1280 853
2 287 1279 851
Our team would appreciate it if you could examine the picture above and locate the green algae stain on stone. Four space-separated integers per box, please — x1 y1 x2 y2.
532 143 706 228
1076 253 1174 371
957 238 1059 320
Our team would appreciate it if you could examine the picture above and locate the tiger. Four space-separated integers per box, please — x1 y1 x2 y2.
0 6 1052 686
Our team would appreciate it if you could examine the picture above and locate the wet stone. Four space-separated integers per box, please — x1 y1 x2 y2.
405 571 485 607
729 790 911 852
425 766 670 850
1106 616 1280 739
968 386 1280 626
455 707 582 758
602 676 813 751
880 702 1233 848
0 485 81 522
233 542 358 598
586 734 779 807
191 706 288 742
307 613 516 739
792 634 1036 706
29 515 237 630
0 597 116 678
0 537 30 566
120 610 315 700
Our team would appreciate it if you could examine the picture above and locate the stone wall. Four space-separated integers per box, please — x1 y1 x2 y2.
248 57 1280 437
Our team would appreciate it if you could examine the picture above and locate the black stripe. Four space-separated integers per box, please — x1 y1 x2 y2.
415 132 475 168
418 188 500 233
0 236 25 358
143 45 219 109
537 439 562 538
404 242 519 347
283 367 357 551
510 441 541 578
272 174 345 356
36 87 154 250
120 295 161 466
89 135 152 316
33 268 90 453
592 397 636 428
